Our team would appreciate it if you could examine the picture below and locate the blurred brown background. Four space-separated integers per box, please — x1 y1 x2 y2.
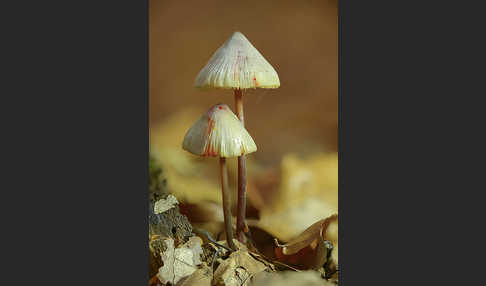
150 0 337 165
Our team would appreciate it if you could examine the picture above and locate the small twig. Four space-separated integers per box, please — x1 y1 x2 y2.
272 260 302 272
194 228 232 270
208 236 233 252
243 227 258 252
195 228 234 252
246 245 301 272
210 247 223 269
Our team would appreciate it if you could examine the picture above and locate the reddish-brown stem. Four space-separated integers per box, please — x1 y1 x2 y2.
234 89 247 242
235 89 245 123
220 157 237 250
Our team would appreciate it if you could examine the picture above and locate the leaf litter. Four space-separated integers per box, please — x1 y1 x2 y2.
157 236 204 285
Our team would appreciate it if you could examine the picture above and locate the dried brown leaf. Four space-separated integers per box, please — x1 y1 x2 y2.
213 246 270 286
274 214 337 255
157 237 204 285
154 194 179 214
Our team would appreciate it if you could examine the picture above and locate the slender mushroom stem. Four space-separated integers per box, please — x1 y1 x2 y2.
219 157 237 250
234 89 247 242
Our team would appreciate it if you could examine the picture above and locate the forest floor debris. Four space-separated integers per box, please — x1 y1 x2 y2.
149 150 339 285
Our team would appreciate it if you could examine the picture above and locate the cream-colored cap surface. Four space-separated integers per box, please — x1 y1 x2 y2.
194 32 280 90
182 104 257 158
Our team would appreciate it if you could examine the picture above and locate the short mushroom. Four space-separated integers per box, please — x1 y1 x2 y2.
182 103 257 250
194 31 280 241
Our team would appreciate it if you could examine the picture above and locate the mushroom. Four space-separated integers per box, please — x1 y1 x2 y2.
194 31 280 241
182 103 257 250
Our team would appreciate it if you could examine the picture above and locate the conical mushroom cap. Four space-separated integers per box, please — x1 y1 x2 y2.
194 32 280 90
182 103 257 158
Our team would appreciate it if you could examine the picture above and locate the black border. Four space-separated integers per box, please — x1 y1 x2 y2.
338 0 481 284
4 0 149 284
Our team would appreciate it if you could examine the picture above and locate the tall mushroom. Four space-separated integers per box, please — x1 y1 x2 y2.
182 103 257 250
194 31 280 241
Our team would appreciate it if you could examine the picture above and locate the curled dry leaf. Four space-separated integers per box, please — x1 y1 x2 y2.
274 214 338 270
274 214 338 255
157 237 204 285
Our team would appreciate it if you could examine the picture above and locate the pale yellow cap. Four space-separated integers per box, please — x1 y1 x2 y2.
182 104 257 158
194 32 280 90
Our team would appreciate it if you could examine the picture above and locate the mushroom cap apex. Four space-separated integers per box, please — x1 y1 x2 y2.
194 31 280 90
